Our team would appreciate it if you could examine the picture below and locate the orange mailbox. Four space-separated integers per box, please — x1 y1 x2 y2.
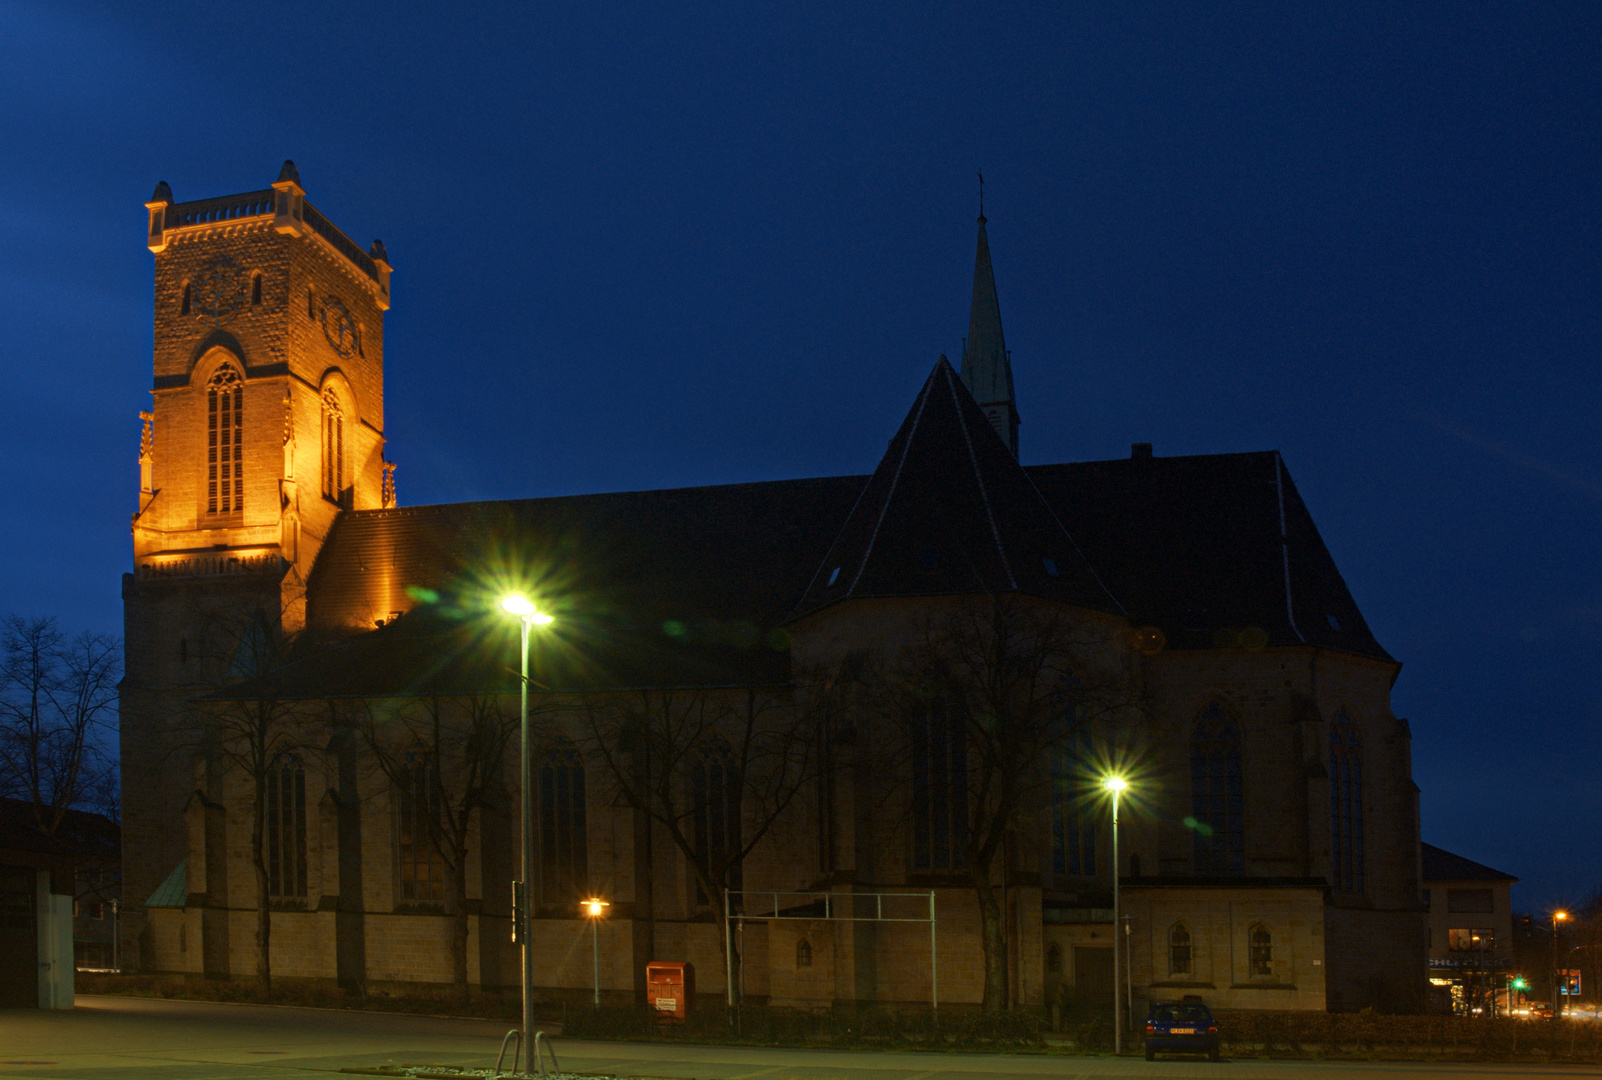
646 961 695 1019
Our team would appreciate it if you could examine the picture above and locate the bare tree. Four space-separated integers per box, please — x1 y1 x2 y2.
357 692 520 1005
189 603 321 994
578 679 824 990
872 593 1137 1013
0 615 121 834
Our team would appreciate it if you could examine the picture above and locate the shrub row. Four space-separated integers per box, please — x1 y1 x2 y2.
1213 1010 1602 1062
563 1003 1053 1050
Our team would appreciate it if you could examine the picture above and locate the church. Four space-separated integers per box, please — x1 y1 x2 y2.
120 162 1425 1015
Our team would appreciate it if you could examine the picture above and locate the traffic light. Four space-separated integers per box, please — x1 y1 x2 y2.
1511 976 1529 992
512 880 528 943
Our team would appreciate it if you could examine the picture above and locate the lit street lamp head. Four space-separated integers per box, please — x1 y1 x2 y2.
500 593 536 616
583 898 609 918
1556 910 1570 921
1103 776 1128 793
500 593 554 624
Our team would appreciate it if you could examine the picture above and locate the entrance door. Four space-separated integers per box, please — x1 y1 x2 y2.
0 865 37 1007
1073 946 1114 1007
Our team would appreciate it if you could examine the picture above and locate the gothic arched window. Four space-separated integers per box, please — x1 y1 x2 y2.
1249 924 1273 977
1190 702 1245 874
796 938 813 968
396 751 444 906
1329 710 1365 893
206 365 244 514
265 753 306 899
1049 727 1096 877
1169 923 1193 976
321 390 344 505
911 696 967 871
693 741 741 903
539 749 587 904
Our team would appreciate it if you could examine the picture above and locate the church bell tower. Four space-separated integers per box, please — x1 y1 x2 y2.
131 160 393 628
119 161 392 971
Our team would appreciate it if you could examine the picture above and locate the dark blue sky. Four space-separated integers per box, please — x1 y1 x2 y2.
2 2 1597 909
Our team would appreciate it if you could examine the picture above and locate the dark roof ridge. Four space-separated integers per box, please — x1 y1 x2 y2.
789 357 1117 620
338 472 875 520
1421 841 1518 883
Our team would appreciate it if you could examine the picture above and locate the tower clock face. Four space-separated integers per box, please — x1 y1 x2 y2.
193 257 245 328
318 295 361 358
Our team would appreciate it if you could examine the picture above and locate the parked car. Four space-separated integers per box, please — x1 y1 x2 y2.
1144 998 1220 1061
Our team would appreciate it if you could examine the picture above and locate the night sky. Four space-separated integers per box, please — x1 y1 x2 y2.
2 2 1596 911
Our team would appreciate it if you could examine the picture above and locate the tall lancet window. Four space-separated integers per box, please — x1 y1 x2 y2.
321 391 344 504
1190 702 1245 874
692 740 741 903
539 749 588 904
1329 710 1366 893
911 696 967 870
264 753 306 899
206 366 244 514
1049 726 1096 877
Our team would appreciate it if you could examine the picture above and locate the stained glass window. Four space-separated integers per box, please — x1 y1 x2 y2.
321 391 344 503
1329 710 1365 893
396 754 444 906
1191 702 1245 874
911 698 967 870
539 749 588 904
1049 727 1096 876
206 366 243 514
265 754 306 898
693 741 741 902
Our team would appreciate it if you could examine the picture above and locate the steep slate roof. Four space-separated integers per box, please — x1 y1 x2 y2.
1421 842 1518 883
265 374 1391 700
277 476 868 695
1028 451 1393 660
791 358 1115 618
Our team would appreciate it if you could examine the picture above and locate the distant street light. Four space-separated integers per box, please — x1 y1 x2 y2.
501 593 555 1056
1103 776 1129 1054
1554 910 1570 1020
583 897 610 1007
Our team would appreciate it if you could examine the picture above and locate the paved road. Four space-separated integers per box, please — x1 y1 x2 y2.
0 997 1591 1080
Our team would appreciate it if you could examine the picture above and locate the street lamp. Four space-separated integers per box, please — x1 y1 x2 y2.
501 593 554 1058
1103 776 1128 1054
1554 910 1570 1020
582 897 610 1008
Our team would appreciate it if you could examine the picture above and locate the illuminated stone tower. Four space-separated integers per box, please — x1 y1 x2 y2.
120 161 391 970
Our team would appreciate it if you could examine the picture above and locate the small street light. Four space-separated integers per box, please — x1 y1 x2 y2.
1103 776 1129 1054
582 897 610 1007
1553 910 1570 1020
501 593 554 1057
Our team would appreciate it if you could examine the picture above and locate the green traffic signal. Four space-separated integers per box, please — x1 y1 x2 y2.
1511 977 1529 991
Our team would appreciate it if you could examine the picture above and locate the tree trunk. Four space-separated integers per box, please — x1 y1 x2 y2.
253 767 273 994
450 855 470 1006
973 872 1007 1013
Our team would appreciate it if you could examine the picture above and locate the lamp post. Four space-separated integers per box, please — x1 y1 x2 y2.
1103 776 1128 1054
501 593 554 1060
583 898 609 1007
1554 910 1570 1020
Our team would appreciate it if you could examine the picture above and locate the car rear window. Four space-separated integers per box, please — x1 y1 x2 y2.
1152 1004 1212 1023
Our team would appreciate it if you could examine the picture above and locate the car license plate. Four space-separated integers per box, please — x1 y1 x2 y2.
1170 1027 1195 1034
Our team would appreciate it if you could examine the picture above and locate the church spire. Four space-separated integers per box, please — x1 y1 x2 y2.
959 205 1020 456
